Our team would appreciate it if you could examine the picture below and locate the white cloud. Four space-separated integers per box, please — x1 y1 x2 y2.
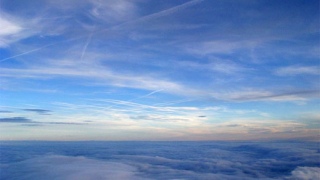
0 65 185 95
176 59 251 75
47 0 138 23
289 167 320 180
90 0 138 23
1 62 317 103
184 40 256 55
2 141 320 179
0 17 22 36
0 16 23 47
274 66 320 76
0 0 135 48
210 61 249 74
211 90 308 102
2 155 148 180
0 12 68 48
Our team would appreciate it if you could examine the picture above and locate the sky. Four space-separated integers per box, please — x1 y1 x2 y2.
0 0 319 141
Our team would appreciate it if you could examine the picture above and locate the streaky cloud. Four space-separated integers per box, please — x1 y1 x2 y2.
0 116 85 126
274 65 320 76
0 110 12 113
289 167 320 180
105 89 163 110
219 89 320 102
0 117 32 123
23 108 52 115
80 33 93 61
0 0 205 62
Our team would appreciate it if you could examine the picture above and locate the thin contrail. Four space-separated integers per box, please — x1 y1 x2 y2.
96 0 205 34
91 98 178 112
0 0 205 62
0 36 86 63
80 33 93 61
105 89 163 109
0 43 56 62
154 98 194 106
130 89 163 101
89 98 194 114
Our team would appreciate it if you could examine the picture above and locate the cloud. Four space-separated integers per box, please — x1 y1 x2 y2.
213 89 320 102
223 124 241 127
0 110 12 113
47 0 138 23
289 167 320 180
80 34 93 61
2 141 319 179
130 114 193 122
89 0 138 23
0 117 32 123
184 40 255 55
0 116 85 126
0 17 21 36
0 64 186 95
23 108 52 115
0 0 205 62
46 122 86 125
175 59 251 75
218 121 307 134
21 124 43 127
2 52 317 103
0 15 23 47
0 7 72 48
1 155 148 180
274 66 320 76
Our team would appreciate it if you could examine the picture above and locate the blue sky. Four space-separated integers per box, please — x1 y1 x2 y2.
0 0 319 140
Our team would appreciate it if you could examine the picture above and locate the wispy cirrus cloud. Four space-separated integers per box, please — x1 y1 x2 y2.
0 0 205 62
212 89 320 102
175 59 252 75
0 15 25 48
89 0 138 23
0 65 185 95
184 40 256 55
274 65 320 76
1 61 318 104
48 0 138 22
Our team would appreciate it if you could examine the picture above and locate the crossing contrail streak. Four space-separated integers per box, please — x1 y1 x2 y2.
96 0 205 34
0 0 205 63
0 36 86 63
104 89 163 110
154 98 194 106
130 89 163 101
0 43 55 62
80 33 93 61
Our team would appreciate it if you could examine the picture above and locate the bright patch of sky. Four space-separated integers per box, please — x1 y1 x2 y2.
0 0 319 140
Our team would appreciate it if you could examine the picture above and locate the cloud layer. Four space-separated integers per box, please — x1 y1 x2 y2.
0 141 319 180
